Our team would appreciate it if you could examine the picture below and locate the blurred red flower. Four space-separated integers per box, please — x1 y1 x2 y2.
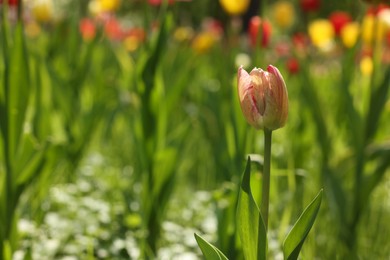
292 32 309 49
248 16 272 48
0 0 18 6
300 0 320 12
363 1 390 7
148 0 174 6
286 58 300 74
104 17 124 40
202 18 224 39
366 3 390 15
123 27 146 42
80 18 96 41
329 11 352 36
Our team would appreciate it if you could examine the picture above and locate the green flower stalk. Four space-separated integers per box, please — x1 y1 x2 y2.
237 65 288 230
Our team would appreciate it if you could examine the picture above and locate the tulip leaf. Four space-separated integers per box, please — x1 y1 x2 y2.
365 66 390 143
194 233 228 260
15 134 47 187
237 157 267 260
6 22 30 163
283 189 323 260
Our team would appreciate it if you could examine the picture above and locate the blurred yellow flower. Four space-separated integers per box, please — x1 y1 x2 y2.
340 22 360 48
32 0 53 23
272 1 295 29
308 19 335 50
99 0 121 12
173 26 194 42
192 32 216 54
25 21 41 38
124 36 140 52
360 56 373 76
219 0 250 16
361 14 388 45
88 0 102 16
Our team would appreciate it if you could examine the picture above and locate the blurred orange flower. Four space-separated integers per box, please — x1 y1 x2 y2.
80 18 96 41
192 31 216 54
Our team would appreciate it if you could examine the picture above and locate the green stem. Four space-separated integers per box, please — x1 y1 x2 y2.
261 129 272 230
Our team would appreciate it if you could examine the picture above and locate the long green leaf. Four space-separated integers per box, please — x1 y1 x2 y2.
365 66 390 143
283 189 323 260
6 22 30 162
194 233 228 260
237 157 267 260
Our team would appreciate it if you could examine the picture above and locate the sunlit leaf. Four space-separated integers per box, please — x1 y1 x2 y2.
283 189 323 260
194 233 228 260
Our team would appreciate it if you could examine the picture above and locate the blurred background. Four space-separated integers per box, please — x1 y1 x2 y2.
0 0 389 259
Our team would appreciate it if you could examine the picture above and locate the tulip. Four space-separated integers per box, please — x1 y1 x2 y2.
25 21 41 38
192 31 216 54
80 18 96 41
308 19 335 50
360 55 373 76
340 22 360 48
237 65 288 131
361 14 388 45
248 16 272 48
123 28 146 51
286 58 300 74
329 11 352 36
149 0 174 6
99 0 121 12
300 0 320 13
272 1 295 29
219 0 250 16
104 17 123 40
31 0 54 23
366 4 390 16
0 0 18 6
174 26 194 42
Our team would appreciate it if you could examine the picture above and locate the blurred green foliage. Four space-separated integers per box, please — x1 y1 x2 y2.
0 0 389 259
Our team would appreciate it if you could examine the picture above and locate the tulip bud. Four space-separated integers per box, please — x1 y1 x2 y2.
237 65 288 131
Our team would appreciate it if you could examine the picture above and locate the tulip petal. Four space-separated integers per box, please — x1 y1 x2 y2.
238 66 263 129
266 65 288 129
